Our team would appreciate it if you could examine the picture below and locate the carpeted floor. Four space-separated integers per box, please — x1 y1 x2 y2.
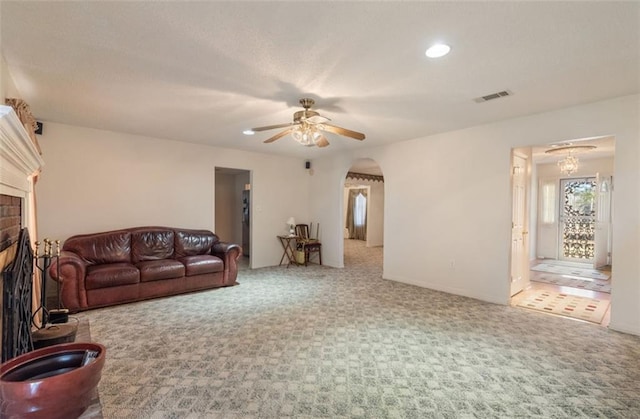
78 240 640 418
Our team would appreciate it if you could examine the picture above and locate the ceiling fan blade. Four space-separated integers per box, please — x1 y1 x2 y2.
316 135 330 148
263 129 292 144
251 123 293 132
306 114 331 124
322 124 365 140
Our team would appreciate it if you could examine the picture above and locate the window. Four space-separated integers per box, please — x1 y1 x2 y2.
540 181 556 224
354 193 367 227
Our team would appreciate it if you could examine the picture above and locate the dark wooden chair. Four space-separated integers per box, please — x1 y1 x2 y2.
295 224 322 266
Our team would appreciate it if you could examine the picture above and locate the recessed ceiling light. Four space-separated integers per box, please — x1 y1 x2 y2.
425 43 451 58
242 129 255 135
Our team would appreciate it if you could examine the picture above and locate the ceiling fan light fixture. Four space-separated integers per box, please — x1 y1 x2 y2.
425 43 451 58
242 129 255 135
254 97 365 147
291 124 321 147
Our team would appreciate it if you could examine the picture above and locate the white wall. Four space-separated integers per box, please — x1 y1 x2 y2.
367 181 384 247
1 56 20 101
0 56 5 104
36 122 310 268
310 95 640 336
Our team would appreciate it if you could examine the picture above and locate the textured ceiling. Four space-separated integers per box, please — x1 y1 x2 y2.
2 2 638 160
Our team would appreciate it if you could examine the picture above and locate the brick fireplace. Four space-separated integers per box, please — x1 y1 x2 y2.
0 104 44 360
0 193 22 309
1 195 22 252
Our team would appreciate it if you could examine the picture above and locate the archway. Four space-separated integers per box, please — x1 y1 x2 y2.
342 158 384 267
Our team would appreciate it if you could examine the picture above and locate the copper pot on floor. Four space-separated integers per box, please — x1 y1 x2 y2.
0 342 106 419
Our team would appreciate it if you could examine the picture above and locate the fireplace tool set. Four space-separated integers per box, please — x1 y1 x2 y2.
31 238 76 347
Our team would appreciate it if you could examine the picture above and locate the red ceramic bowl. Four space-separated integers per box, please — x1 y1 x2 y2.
0 342 106 419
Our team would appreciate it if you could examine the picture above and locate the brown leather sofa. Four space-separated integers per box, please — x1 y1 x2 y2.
49 226 242 312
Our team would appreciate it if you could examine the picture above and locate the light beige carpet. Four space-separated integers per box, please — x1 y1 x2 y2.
517 290 610 324
76 240 640 418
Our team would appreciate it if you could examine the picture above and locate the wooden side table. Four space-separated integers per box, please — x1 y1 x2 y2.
277 235 298 267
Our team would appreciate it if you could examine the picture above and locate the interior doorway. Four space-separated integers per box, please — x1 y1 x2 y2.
214 167 251 269
509 136 615 327
343 159 384 266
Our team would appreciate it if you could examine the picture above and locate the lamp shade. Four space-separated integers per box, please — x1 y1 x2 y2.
287 217 296 226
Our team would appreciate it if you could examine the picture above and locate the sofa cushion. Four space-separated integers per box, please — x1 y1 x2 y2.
178 255 224 276
86 263 140 290
137 259 185 282
175 229 218 257
64 230 131 264
131 228 174 263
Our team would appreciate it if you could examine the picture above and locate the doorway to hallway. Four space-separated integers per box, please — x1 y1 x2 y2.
214 167 251 269
509 136 615 326
343 159 384 268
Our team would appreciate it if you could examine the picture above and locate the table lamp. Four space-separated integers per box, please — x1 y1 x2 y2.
286 217 296 235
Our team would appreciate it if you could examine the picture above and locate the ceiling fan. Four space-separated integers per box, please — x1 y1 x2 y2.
249 98 365 148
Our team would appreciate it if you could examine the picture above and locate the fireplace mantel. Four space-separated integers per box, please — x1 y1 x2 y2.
0 105 44 195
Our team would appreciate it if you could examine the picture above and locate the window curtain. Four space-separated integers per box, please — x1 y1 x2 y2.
346 188 368 240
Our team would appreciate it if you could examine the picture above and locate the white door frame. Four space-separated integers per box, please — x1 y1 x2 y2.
510 151 530 296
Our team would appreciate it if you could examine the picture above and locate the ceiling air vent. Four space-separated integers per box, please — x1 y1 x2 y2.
473 90 513 103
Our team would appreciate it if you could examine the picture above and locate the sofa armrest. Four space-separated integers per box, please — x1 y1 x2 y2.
49 250 90 313
212 242 242 285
